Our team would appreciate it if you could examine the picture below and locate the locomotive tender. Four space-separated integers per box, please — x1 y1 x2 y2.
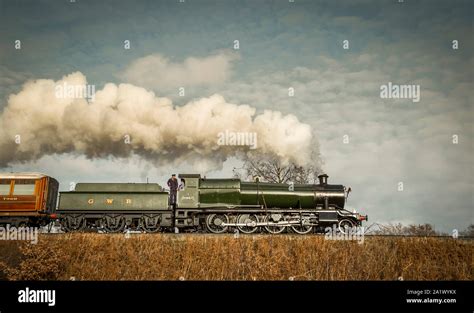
0 172 367 234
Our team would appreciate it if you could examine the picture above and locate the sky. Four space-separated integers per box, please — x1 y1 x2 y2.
0 0 472 232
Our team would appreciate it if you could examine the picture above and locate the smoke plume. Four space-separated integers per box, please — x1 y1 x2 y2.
0 72 318 171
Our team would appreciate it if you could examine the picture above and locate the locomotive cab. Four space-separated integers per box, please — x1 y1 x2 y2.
177 174 200 208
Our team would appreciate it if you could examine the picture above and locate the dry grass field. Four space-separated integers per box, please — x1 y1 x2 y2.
0 233 472 281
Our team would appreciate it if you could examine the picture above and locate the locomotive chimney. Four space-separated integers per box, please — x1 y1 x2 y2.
318 174 328 185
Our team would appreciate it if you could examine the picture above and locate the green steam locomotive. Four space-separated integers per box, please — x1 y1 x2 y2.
57 174 367 234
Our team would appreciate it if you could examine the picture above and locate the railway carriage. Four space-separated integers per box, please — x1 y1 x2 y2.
0 173 59 227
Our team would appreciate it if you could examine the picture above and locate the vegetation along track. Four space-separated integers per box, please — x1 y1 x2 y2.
0 233 472 281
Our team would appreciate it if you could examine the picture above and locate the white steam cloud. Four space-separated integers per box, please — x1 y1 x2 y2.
0 72 318 171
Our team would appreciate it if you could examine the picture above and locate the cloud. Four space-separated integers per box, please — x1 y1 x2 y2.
119 51 239 92
0 72 318 172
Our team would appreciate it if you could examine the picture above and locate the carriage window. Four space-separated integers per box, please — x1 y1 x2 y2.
0 180 11 195
13 180 36 195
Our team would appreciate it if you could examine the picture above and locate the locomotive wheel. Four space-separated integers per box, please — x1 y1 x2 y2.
237 214 259 234
291 223 313 234
338 219 355 234
263 214 286 234
206 214 229 234
291 225 313 234
290 215 313 234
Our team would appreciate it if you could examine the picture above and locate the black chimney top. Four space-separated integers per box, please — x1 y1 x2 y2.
318 174 329 185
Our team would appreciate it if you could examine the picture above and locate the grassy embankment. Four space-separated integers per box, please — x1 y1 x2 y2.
0 234 472 280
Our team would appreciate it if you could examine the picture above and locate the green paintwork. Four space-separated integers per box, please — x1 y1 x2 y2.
198 178 240 206
199 179 240 189
177 175 346 209
58 184 169 212
58 175 346 213
74 183 163 192
177 175 200 208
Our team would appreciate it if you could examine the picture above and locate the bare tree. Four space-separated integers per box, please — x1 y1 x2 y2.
372 223 405 235
371 223 439 236
233 155 322 184
460 224 474 237
404 224 438 236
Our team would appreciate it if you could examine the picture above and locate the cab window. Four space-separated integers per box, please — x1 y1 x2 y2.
0 179 11 195
13 179 36 195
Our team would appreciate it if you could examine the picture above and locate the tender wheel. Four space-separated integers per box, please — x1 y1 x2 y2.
264 214 286 234
141 225 161 233
237 214 259 234
62 215 86 232
140 215 161 233
206 214 229 234
103 215 125 233
338 219 355 234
